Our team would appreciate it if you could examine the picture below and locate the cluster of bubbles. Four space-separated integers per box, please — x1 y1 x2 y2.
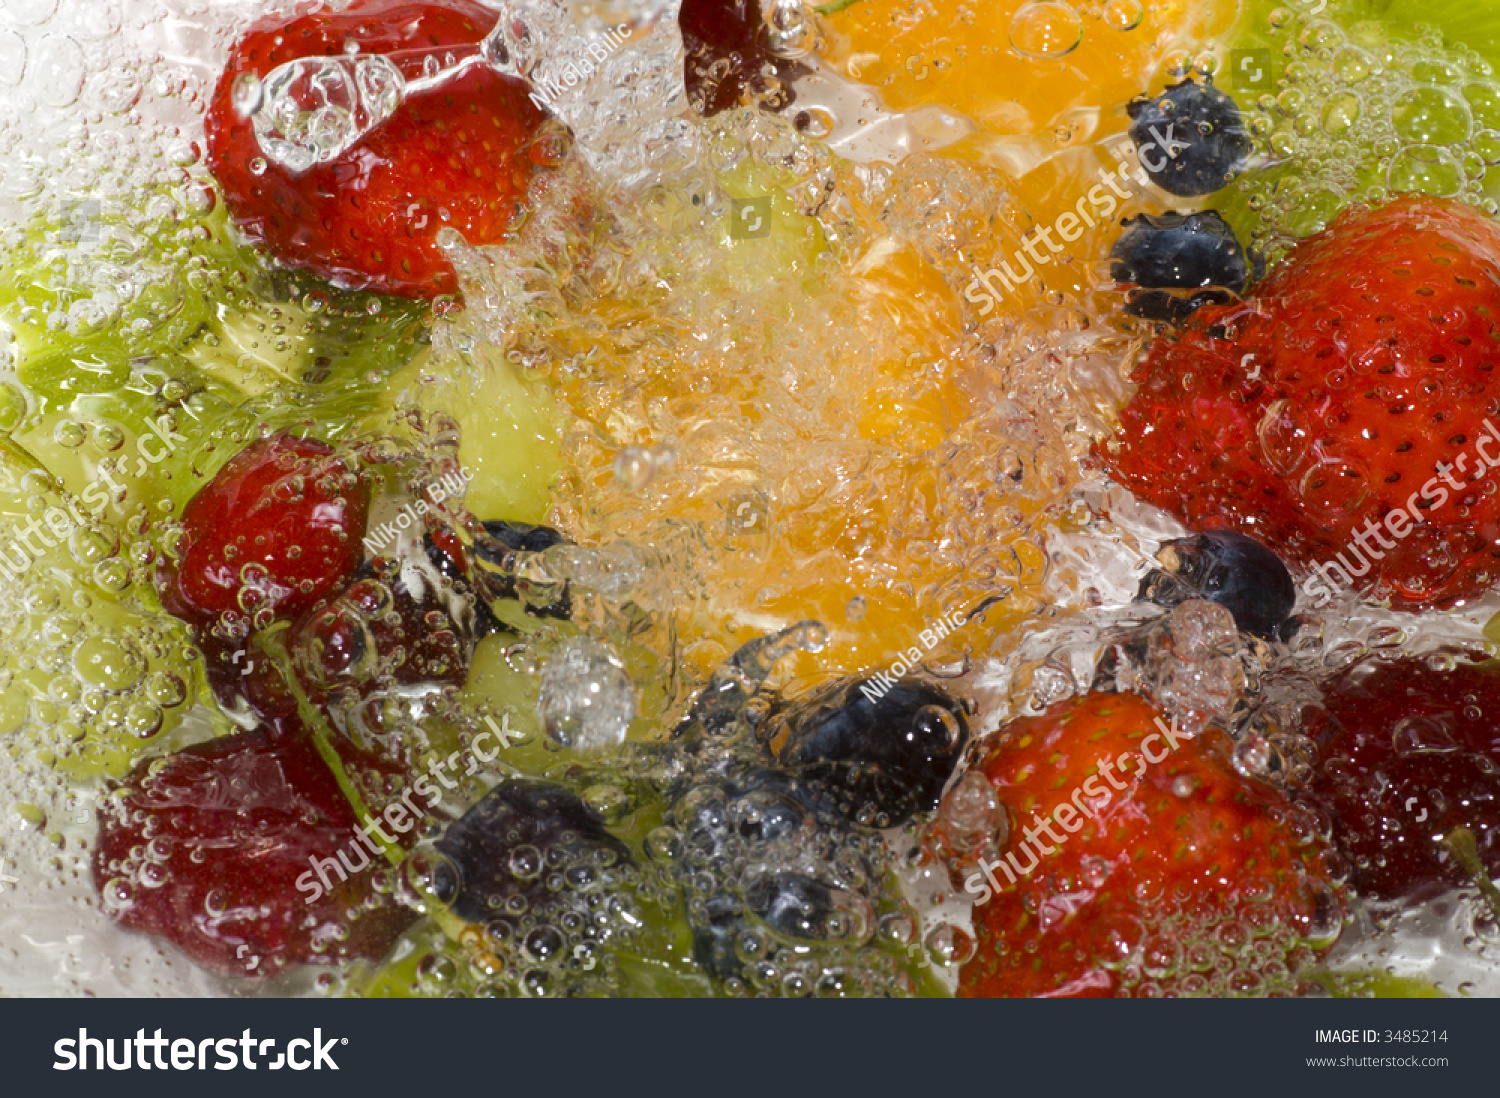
1007 0 1149 61
396 788 676 1000
443 99 1084 687
1226 4 1500 260
0 452 197 776
1116 884 1340 997
653 772 913 997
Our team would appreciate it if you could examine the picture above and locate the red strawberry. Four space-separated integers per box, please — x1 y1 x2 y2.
948 690 1339 997
205 0 547 298
160 433 369 631
1103 195 1500 611
92 721 418 979
1305 653 1500 910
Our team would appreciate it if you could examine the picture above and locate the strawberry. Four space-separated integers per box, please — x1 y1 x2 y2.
159 433 369 631
1305 653 1500 911
1103 195 1500 611
92 720 417 979
949 690 1338 997
204 0 546 298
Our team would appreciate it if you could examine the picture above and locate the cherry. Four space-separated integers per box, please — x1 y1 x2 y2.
159 433 369 631
680 0 806 117
93 720 417 979
1307 654 1500 910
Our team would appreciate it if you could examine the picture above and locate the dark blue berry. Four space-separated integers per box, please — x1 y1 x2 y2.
742 871 837 939
1135 530 1296 638
764 678 968 827
1109 210 1248 323
433 778 631 924
472 520 572 620
1127 79 1250 197
675 765 861 980
479 520 568 555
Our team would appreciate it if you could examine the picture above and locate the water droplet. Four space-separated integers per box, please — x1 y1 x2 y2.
537 636 637 750
1009 2 1083 60
1102 0 1143 32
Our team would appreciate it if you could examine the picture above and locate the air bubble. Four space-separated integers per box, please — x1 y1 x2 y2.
923 923 976 966
1392 86 1471 145
537 636 637 750
1386 144 1466 196
1101 0 1142 32
1008 2 1083 60
71 635 146 692
52 419 86 448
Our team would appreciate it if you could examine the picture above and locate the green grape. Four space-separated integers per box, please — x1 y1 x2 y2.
1316 971 1450 998
0 437 216 780
371 344 563 525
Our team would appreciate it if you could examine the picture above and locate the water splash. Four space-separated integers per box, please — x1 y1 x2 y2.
242 0 696 190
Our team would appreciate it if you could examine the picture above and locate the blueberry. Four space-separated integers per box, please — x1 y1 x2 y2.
1127 79 1250 197
433 778 631 924
1135 530 1296 638
690 892 746 979
742 871 837 940
1109 211 1248 323
472 519 572 620
670 764 885 983
417 535 509 640
763 678 968 827
479 520 569 555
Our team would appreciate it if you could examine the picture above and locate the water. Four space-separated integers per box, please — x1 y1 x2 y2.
2 0 1500 998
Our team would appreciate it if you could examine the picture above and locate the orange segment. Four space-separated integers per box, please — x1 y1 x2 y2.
548 231 1070 687
819 0 1238 137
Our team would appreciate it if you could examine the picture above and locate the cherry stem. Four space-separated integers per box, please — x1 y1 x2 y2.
254 625 472 944
255 625 402 867
812 0 863 14
1442 826 1500 925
